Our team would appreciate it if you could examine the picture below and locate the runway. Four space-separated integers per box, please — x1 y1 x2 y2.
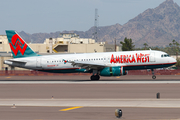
1 106 180 120
2 99 180 108
1 75 180 120
1 75 180 81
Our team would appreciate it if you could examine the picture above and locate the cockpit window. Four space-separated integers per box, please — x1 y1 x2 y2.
161 54 170 57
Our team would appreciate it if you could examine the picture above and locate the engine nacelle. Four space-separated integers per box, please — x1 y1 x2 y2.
100 66 127 76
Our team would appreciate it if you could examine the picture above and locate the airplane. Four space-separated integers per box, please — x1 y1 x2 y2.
4 30 177 80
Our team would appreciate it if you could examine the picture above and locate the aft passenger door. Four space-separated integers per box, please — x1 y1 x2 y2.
36 57 42 68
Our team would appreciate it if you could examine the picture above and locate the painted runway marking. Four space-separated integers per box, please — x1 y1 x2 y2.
60 106 83 111
116 77 120 78
6 77 11 78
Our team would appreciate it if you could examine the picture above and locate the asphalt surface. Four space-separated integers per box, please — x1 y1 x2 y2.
0 75 180 120
1 106 180 120
0 83 180 99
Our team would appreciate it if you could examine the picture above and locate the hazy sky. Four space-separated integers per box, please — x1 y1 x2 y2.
0 0 180 34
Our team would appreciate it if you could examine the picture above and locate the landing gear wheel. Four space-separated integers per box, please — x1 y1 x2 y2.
152 75 156 79
151 69 156 79
90 75 100 80
96 75 100 80
90 75 94 80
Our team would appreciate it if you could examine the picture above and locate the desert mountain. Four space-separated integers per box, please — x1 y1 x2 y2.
19 0 180 47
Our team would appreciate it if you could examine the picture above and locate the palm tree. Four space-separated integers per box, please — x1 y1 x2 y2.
143 43 148 50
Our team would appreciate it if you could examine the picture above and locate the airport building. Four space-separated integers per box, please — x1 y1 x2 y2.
0 33 121 70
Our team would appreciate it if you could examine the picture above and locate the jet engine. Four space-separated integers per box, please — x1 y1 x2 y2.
100 66 127 76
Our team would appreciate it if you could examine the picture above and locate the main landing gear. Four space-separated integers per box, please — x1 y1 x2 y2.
151 69 156 79
90 74 100 80
90 70 100 80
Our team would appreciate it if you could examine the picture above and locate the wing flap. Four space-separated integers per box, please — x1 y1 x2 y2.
69 61 111 70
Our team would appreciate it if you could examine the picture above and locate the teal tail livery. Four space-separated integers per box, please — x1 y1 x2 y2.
6 30 39 58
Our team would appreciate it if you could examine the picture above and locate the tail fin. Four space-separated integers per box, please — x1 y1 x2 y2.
6 30 39 58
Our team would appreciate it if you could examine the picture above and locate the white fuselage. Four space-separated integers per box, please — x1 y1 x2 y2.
4 50 177 73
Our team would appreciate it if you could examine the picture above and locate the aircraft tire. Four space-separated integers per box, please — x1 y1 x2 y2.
95 75 100 80
152 75 156 79
90 75 94 80
90 75 100 81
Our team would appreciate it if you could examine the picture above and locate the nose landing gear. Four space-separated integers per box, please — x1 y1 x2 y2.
151 69 156 79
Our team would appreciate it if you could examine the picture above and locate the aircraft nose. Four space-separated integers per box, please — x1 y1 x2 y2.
172 57 177 63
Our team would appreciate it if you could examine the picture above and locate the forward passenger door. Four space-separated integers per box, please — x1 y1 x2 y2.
150 52 156 62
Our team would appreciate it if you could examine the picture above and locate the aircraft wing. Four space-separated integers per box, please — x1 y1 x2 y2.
69 61 111 70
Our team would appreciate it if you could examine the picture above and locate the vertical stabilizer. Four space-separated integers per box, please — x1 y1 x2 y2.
6 30 39 58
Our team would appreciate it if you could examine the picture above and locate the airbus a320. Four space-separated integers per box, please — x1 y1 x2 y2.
4 30 177 80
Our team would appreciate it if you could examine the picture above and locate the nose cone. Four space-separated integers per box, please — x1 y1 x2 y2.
172 57 177 64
